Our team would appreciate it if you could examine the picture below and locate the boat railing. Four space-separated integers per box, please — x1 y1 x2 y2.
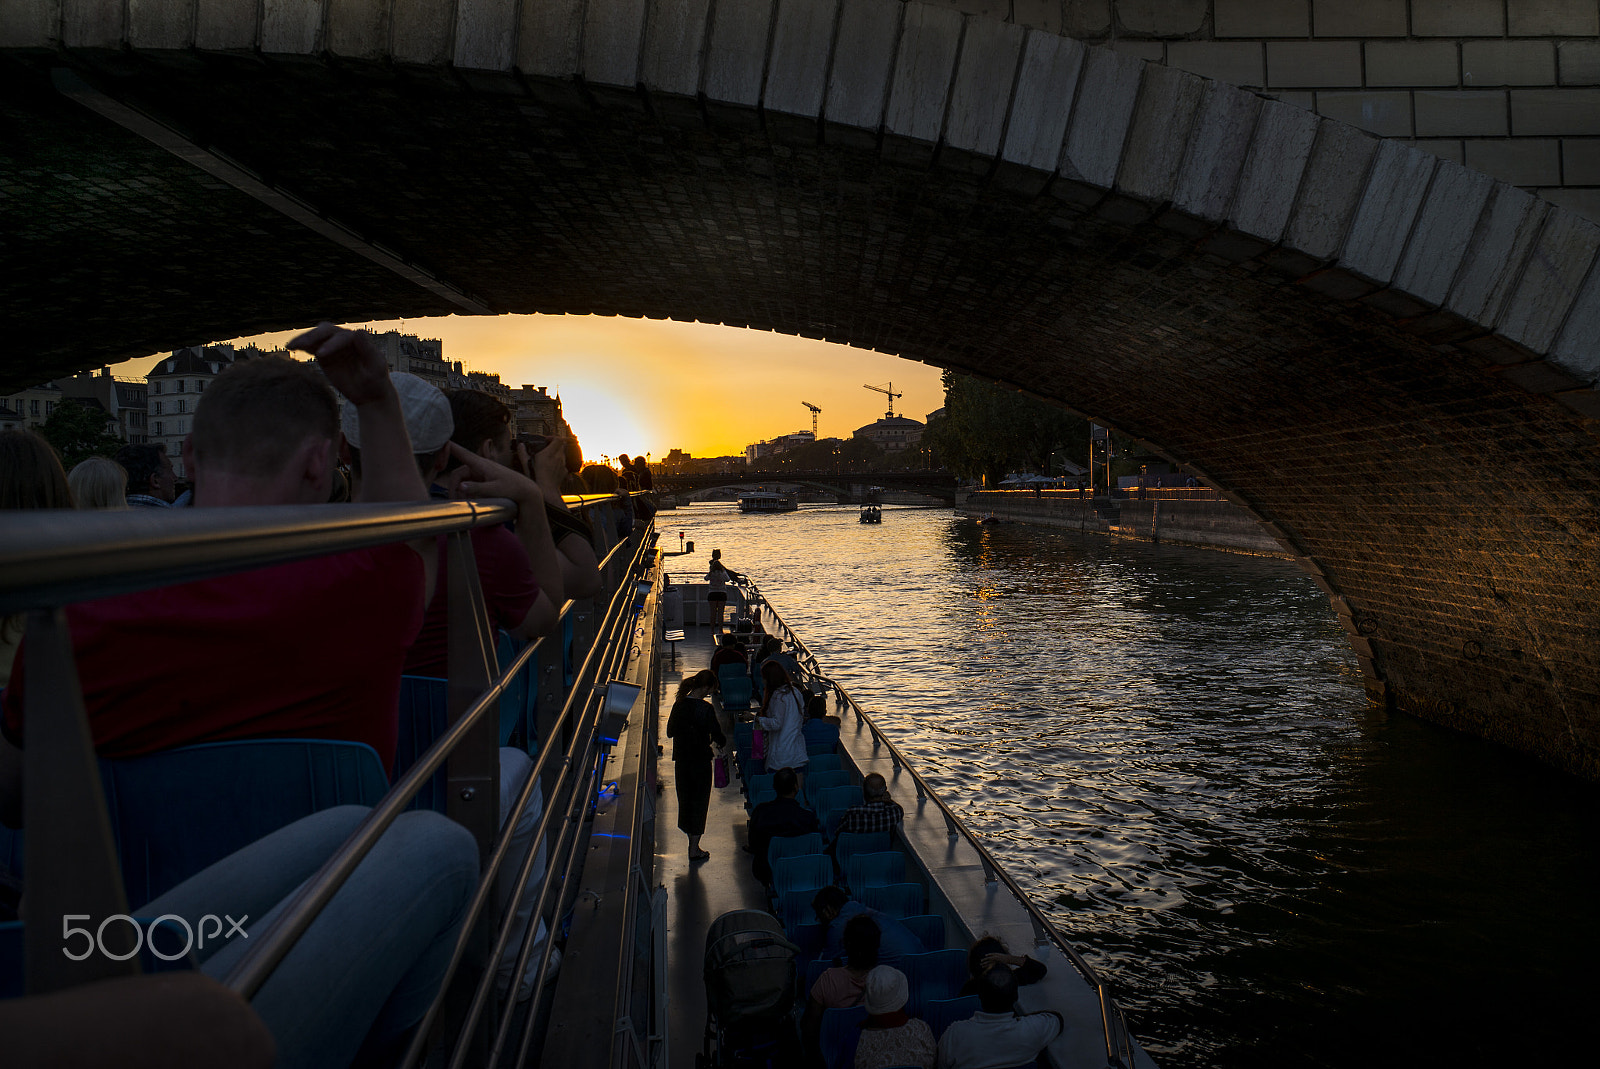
732 575 1137 1069
0 490 657 1067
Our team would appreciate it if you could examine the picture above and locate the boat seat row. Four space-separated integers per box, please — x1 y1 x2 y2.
806 948 971 1019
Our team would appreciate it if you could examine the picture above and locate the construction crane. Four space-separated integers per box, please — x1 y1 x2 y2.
863 382 902 419
801 401 821 438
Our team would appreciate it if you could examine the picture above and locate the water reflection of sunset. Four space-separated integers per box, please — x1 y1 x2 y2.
110 314 944 462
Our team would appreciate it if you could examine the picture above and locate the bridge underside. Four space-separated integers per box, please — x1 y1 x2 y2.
4 47 1599 779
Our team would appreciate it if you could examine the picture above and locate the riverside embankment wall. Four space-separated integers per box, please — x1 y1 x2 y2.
962 491 1286 556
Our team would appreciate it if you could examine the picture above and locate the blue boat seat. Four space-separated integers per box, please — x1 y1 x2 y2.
901 914 945 951
772 855 833 899
767 832 826 876
832 831 892 874
99 739 389 906
923 994 981 1039
816 784 862 822
802 719 839 752
803 769 854 808
861 882 925 920
397 675 450 813
903 948 970 1016
819 1005 868 1069
496 629 541 754
845 850 905 891
779 888 818 937
749 788 777 810
746 773 777 800
805 753 843 775
719 664 754 712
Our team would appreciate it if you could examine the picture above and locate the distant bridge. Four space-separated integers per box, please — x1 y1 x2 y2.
654 471 959 502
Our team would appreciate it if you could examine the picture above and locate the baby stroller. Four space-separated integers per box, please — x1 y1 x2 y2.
698 909 801 1069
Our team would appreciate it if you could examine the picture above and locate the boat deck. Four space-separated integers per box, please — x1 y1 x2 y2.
655 620 770 1069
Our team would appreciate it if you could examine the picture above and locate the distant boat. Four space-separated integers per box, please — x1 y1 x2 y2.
859 504 882 524
736 490 798 513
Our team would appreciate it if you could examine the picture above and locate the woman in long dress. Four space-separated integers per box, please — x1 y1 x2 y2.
756 660 807 795
666 670 724 861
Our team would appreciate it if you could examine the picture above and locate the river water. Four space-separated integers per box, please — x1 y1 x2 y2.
657 502 1599 1068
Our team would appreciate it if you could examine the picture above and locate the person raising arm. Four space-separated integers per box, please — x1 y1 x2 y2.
441 439 567 639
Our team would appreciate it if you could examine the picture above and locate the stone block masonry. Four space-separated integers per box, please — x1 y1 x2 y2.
1042 0 1600 225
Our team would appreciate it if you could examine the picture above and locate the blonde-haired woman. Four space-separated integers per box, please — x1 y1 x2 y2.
68 456 129 510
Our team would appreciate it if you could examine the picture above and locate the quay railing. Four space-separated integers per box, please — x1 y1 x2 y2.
734 577 1138 1069
0 490 658 1067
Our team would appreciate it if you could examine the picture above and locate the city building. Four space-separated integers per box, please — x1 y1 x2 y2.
59 367 150 445
368 331 448 388
446 361 510 400
852 415 925 453
147 344 288 476
507 384 568 440
2 382 64 431
743 430 815 464
0 404 21 431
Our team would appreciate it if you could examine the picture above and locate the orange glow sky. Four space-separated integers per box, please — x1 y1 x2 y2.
110 315 945 462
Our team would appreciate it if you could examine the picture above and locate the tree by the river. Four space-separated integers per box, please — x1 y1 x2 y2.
39 399 123 470
924 371 1091 487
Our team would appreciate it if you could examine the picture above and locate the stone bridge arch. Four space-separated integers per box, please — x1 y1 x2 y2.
4 0 1600 779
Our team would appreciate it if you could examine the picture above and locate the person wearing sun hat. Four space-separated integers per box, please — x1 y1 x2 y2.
854 965 935 1069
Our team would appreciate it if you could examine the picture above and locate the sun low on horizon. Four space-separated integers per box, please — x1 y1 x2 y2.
109 315 945 462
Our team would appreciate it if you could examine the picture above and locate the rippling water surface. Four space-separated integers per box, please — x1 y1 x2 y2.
659 503 1600 1068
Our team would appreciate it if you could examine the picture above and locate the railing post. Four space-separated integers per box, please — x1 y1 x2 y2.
445 531 500 859
23 608 138 994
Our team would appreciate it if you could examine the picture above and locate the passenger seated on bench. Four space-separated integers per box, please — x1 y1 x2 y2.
958 935 1048 998
835 773 905 838
710 632 747 673
802 912 880 1059
3 327 435 791
855 965 937 1069
0 327 476 1063
935 966 1063 1069
747 766 820 883
812 885 924 968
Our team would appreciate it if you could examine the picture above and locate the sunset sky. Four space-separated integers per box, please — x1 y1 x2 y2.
110 314 946 462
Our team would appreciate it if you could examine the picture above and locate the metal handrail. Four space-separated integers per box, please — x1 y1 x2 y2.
0 500 513 614
2 492 648 1017
737 577 1137 1069
217 497 647 999
398 527 654 1069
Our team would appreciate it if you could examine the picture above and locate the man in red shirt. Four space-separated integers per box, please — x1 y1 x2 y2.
2 323 435 803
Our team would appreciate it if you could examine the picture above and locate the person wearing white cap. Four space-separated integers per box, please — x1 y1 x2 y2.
855 965 936 1069
344 371 569 1002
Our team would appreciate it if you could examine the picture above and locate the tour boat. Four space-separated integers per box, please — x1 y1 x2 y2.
736 490 799 513
860 503 882 523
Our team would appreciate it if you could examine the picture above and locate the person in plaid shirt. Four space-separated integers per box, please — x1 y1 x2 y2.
835 773 904 836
